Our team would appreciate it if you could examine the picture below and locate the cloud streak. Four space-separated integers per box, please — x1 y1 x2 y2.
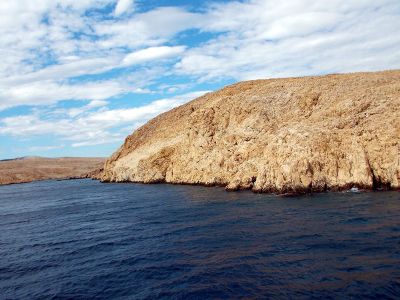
122 46 186 66
3 0 399 108
0 91 209 147
114 0 134 16
176 0 400 80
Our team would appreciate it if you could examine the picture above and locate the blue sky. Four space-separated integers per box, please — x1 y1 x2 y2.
0 0 399 159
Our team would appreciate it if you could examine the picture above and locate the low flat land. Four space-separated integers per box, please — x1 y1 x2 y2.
0 157 105 185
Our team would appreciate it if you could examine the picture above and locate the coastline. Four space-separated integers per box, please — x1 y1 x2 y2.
0 157 105 186
99 177 398 196
101 71 400 193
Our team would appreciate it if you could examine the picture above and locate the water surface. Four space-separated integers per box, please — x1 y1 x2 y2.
0 180 399 299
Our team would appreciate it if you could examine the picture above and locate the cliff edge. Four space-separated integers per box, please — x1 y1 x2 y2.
102 70 400 194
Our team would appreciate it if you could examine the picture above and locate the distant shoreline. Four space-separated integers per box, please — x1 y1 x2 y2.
0 176 94 186
0 157 105 186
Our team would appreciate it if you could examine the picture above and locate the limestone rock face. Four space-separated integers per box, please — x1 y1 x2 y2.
102 70 400 193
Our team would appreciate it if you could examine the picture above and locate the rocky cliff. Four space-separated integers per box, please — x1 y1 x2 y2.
102 70 400 194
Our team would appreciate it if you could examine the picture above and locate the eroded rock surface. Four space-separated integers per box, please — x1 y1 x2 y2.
102 70 400 193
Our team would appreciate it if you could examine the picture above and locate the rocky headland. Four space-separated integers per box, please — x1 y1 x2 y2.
0 157 105 185
102 70 400 194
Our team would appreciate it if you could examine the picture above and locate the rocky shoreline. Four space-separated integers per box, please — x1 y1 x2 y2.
101 70 400 194
100 177 396 196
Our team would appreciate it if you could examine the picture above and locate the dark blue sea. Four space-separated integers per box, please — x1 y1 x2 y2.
0 179 399 299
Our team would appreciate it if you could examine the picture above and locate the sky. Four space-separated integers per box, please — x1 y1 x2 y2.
0 0 399 159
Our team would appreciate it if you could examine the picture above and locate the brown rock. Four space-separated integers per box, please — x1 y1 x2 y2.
102 70 400 194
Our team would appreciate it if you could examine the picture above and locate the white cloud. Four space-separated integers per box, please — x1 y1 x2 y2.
114 0 134 16
3 57 121 86
176 0 400 80
86 90 207 124
0 91 209 147
66 100 109 117
0 2 201 111
87 100 109 108
95 7 201 49
28 145 64 152
122 46 186 66
0 80 130 110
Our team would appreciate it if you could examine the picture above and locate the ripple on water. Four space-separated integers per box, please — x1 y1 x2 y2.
0 179 399 299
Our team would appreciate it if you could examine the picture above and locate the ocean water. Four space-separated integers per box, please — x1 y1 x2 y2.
0 180 399 299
